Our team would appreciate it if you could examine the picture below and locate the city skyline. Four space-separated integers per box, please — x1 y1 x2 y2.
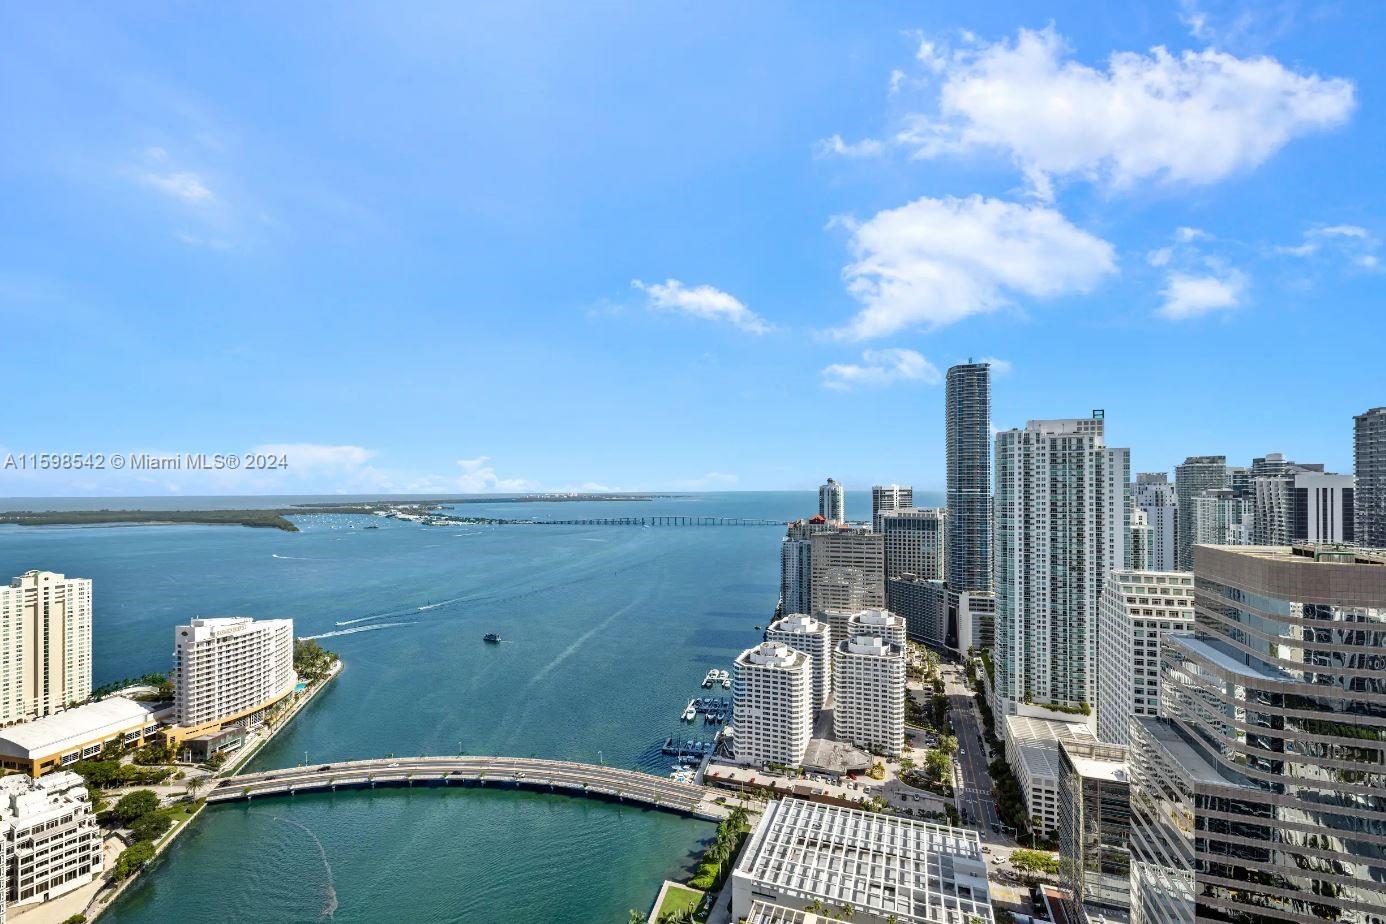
3 3 1384 497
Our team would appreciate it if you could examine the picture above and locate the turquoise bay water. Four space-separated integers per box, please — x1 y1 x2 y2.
0 491 937 922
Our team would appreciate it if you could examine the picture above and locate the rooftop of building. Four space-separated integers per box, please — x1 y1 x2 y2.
800 737 874 776
0 697 164 759
1133 716 1252 790
735 798 990 923
1058 740 1129 784
768 613 826 635
0 770 91 822
738 641 810 669
847 608 905 628
744 901 814 924
1004 714 1095 780
836 636 903 657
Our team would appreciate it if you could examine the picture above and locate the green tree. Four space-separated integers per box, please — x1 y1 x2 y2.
112 790 160 826
109 841 156 880
627 912 648 924
1011 848 1060 877
130 812 174 842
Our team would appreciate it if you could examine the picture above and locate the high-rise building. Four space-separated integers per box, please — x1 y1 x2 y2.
779 537 812 616
832 634 906 757
1095 570 1194 747
1130 508 1154 571
809 528 884 616
1058 740 1132 924
885 574 947 647
870 484 913 533
0 771 103 911
0 572 93 725
882 507 946 583
1190 488 1252 547
948 588 995 657
1003 714 1097 836
818 478 845 523
1174 456 1228 569
1292 470 1355 543
846 608 906 648
779 517 836 617
168 617 295 743
764 614 831 711
1133 474 1178 571
1130 544 1386 923
1356 407 1386 548
995 413 1129 713
946 362 992 593
732 642 814 767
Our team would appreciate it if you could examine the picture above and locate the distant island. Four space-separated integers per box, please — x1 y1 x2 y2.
0 495 668 532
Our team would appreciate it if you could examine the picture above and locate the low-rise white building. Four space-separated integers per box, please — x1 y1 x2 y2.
832 635 905 758
0 770 103 912
731 798 992 924
1095 570 1194 747
0 696 165 777
765 614 831 710
733 642 813 767
1003 714 1096 837
169 617 295 745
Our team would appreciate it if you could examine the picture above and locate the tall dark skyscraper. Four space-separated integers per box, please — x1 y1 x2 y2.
1174 455 1229 570
1356 406 1386 549
945 361 991 592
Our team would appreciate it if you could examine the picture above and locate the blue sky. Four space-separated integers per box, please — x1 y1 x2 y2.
2 1 1382 497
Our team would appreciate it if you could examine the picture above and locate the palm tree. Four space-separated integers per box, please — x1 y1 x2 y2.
627 911 648 924
662 909 696 924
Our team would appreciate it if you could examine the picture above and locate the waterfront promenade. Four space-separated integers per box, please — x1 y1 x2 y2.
207 755 733 821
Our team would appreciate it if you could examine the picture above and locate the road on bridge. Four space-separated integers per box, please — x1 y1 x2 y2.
207 755 733 821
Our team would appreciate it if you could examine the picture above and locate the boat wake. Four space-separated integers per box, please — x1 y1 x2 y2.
304 623 415 640
277 816 338 919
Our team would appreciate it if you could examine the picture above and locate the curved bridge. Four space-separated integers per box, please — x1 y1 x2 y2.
206 755 731 821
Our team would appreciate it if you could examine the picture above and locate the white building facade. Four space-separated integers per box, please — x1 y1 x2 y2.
0 771 102 911
0 572 93 725
995 414 1129 715
832 635 905 757
732 642 813 767
1095 570 1194 747
870 484 913 532
818 478 845 523
1133 474 1178 572
1003 714 1097 837
170 617 295 741
765 614 831 711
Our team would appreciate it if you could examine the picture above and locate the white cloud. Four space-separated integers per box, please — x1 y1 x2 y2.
1158 269 1247 319
830 194 1116 340
1272 224 1381 273
897 26 1355 197
1146 247 1174 267
821 348 941 391
815 134 885 158
631 279 770 333
979 356 1013 375
451 456 535 493
139 170 215 203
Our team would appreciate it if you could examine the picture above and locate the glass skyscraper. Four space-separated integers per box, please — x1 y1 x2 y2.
945 361 991 593
1130 543 1386 923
